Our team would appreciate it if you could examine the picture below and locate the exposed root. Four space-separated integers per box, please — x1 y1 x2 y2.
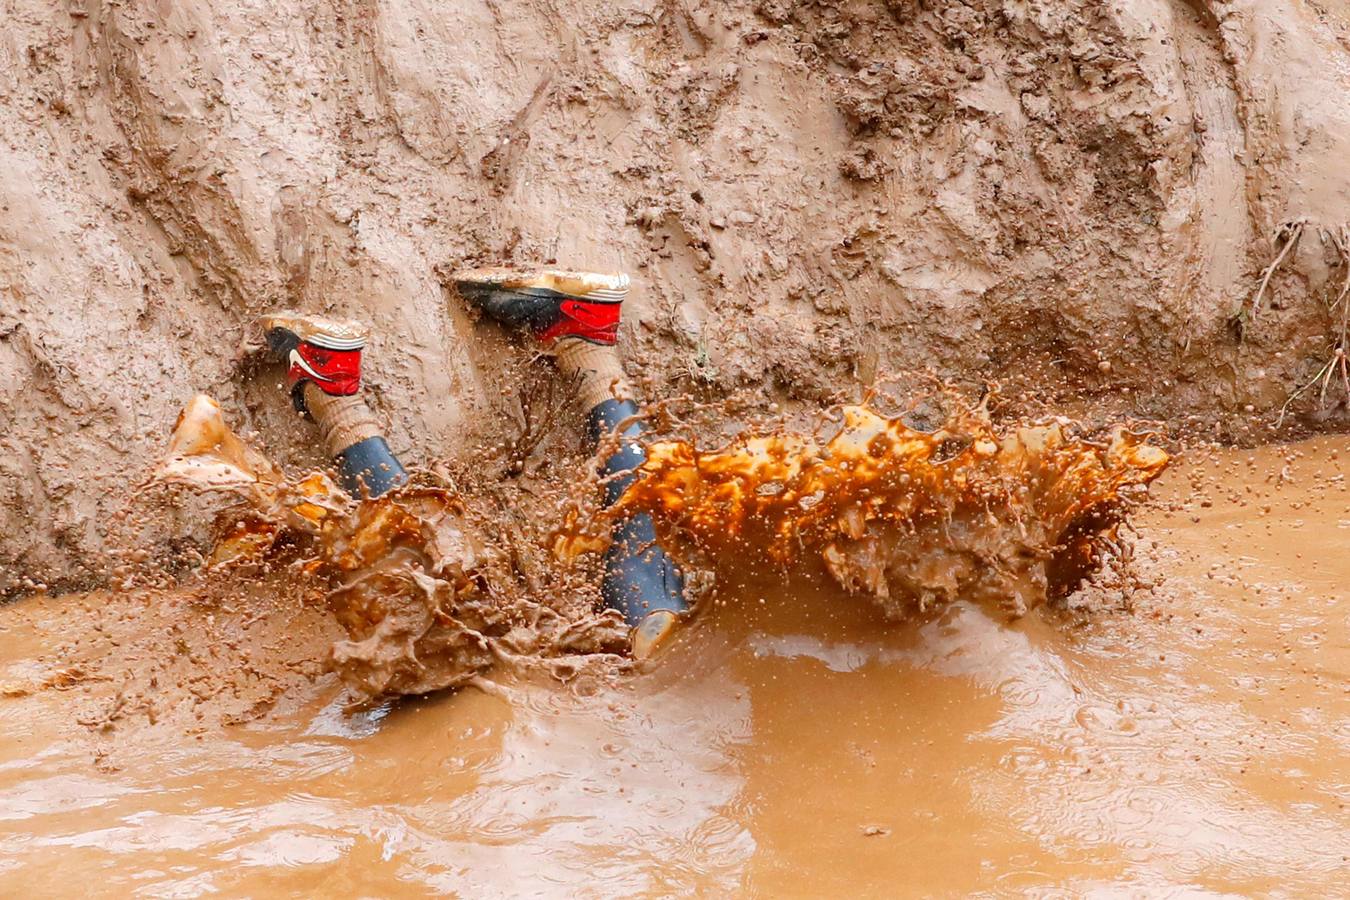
1232 219 1306 340
479 71 555 196
1277 223 1350 425
502 363 571 476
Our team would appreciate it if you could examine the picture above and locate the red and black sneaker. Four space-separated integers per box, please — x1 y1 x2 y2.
451 267 630 346
259 312 368 414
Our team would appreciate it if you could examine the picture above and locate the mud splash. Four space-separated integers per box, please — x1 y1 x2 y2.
155 395 626 701
155 392 1166 702
568 402 1169 620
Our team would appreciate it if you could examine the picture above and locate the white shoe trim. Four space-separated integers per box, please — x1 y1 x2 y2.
289 349 338 382
306 334 366 351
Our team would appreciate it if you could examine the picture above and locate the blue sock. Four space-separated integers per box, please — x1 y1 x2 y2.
335 436 408 498
586 399 687 626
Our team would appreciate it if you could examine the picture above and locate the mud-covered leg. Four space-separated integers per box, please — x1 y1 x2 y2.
587 397 687 636
261 312 408 498
303 386 408 498
452 267 688 659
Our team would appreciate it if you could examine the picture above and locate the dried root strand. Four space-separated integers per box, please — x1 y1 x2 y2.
1277 222 1350 424
1234 218 1307 340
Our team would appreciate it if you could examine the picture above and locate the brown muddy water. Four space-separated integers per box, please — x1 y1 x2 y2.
1 440 1347 897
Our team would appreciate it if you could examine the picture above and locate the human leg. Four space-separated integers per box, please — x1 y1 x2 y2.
558 339 686 627
260 313 408 498
453 268 688 657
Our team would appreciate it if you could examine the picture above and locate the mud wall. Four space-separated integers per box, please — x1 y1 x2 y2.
2 0 1349 591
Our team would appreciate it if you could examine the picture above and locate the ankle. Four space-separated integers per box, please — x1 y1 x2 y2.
554 337 630 411
303 383 383 458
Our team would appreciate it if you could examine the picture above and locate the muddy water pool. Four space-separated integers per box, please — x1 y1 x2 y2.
1 440 1346 897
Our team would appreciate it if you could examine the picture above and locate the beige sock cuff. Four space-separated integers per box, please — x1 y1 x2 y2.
303 383 384 458
553 337 630 411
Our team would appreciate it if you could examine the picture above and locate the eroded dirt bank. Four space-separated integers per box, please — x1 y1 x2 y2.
1 443 1346 895
4 0 1350 590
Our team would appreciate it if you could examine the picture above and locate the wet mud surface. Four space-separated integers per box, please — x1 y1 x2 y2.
151 393 630 703
2 440 1346 896
4 1 1350 892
